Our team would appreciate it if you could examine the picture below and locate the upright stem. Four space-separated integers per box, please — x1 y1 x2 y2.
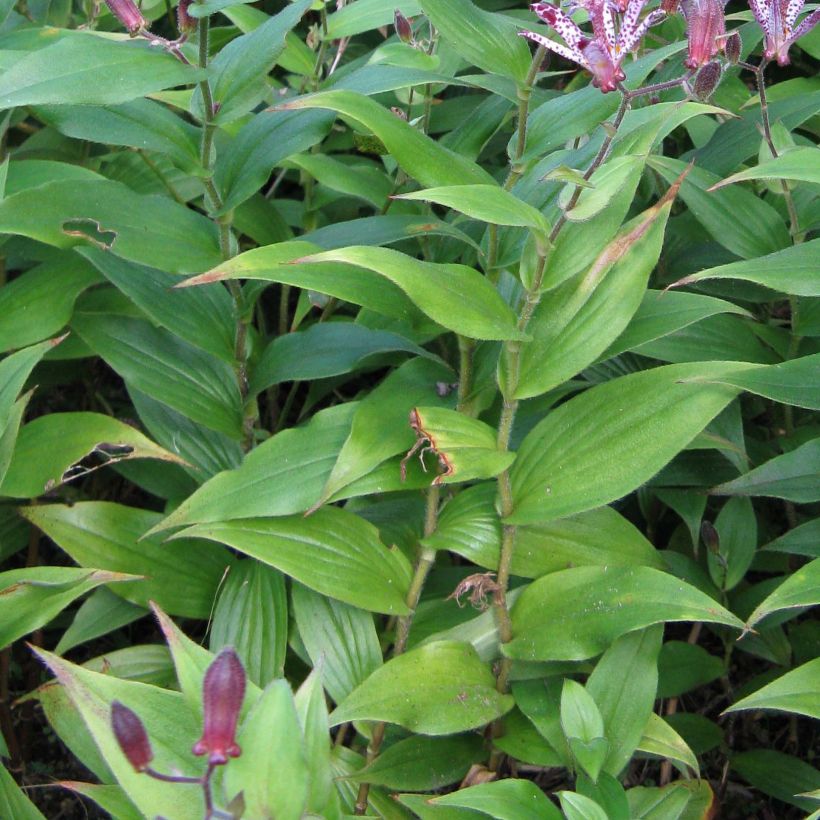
457 336 475 414
354 486 440 815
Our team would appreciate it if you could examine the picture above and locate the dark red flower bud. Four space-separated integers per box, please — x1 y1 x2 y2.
693 60 722 99
111 701 154 772
177 0 195 34
192 647 246 766
103 0 146 34
394 9 413 44
681 0 726 68
701 520 720 554
723 29 741 63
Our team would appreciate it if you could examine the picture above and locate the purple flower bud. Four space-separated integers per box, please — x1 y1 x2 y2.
701 520 720 554
693 60 722 98
394 9 413 44
192 647 246 766
111 701 154 772
177 0 195 34
723 29 741 63
681 0 726 68
103 0 146 34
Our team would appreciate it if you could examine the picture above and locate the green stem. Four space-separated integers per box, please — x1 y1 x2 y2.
456 336 475 414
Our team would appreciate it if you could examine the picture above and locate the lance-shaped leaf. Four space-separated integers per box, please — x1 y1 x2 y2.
724 658 820 720
173 507 411 615
0 35 205 110
561 679 608 783
395 185 550 239
330 640 513 734
668 239 820 297
0 763 46 820
0 412 185 499
431 779 562 819
710 439 820 503
637 713 699 777
513 173 679 399
0 337 64 429
745 558 819 629
709 147 820 189
274 90 494 188
404 406 515 486
505 566 743 661
509 362 754 525
0 567 139 650
54 783 141 820
287 247 523 341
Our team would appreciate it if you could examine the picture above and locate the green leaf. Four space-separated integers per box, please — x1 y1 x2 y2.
326 0 421 37
509 362 751 525
672 239 820 296
330 641 514 734
694 354 820 411
0 34 205 110
559 791 608 820
290 246 524 341
706 496 757 591
586 627 663 777
292 582 382 704
150 403 355 533
431 779 562 820
561 680 607 782
21 502 233 618
276 90 494 187
657 641 723 698
347 734 484 791
627 780 716 818
0 566 137 650
289 153 392 209
725 657 820 720
649 156 790 259
514 181 676 399
55 587 145 655
731 749 820 812
0 257 100 353
72 314 243 438
174 507 411 615
251 322 434 394
746 558 819 628
0 180 221 274
396 184 550 238
0 763 46 820
223 679 309 820
420 0 531 82
0 412 185 498
505 566 742 661
407 406 515 486
210 559 288 686
53 783 141 820
637 713 699 777
762 517 820 558
710 147 820 189
710 439 820 502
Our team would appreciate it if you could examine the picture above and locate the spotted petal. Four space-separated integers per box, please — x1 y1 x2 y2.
531 1 588 48
519 28 590 66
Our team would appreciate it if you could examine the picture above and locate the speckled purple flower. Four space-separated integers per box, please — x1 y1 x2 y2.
519 0 665 92
749 0 820 65
680 0 727 67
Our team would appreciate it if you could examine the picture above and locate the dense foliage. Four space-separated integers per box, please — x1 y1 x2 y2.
0 0 818 816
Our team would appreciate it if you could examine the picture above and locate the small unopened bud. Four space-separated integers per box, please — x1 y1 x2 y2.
177 0 195 34
660 0 679 12
723 30 741 64
693 61 722 99
701 520 720 554
104 0 146 34
192 647 246 766
111 701 154 772
394 9 413 44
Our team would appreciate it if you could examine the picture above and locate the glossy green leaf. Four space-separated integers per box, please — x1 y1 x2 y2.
0 566 137 650
292 582 382 704
506 566 742 661
175 507 411 615
707 496 757 591
22 502 233 618
326 0 421 37
657 641 723 698
0 35 205 110
762 518 820 558
54 587 144 655
54 783 141 820
731 749 820 811
0 763 46 820
330 641 514 733
396 184 550 237
627 780 716 819
0 412 185 498
432 779 562 819
514 181 676 399
561 679 607 782
289 153 392 208
290 246 524 341
210 559 288 686
710 147 820 189
0 180 221 274
637 713 699 777
725 657 820 720
649 156 790 259
672 239 820 296
559 791 608 820
223 679 310 820
711 439 820 502
509 362 752 524
276 90 494 187
746 558 819 628
150 403 355 533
